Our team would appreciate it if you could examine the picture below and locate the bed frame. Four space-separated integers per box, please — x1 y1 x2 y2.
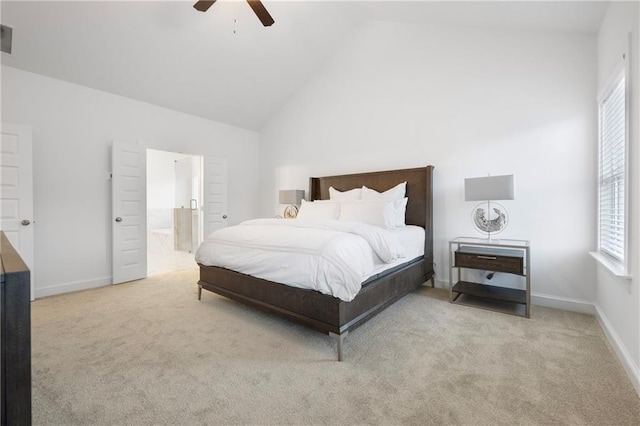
198 166 435 360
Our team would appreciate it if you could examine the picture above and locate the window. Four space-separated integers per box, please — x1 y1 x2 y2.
597 65 628 269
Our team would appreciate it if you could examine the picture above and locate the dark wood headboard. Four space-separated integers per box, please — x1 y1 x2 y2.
309 166 434 267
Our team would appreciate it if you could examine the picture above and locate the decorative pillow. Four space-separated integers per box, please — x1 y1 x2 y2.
296 199 340 221
329 186 362 201
361 182 408 227
361 181 406 201
392 197 408 227
338 199 397 229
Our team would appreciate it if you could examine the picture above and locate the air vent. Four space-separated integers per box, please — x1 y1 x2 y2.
1 24 13 55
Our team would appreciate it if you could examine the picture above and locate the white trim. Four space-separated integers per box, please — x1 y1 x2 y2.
596 45 631 275
530 292 596 315
622 34 631 273
595 303 640 396
34 276 111 299
437 279 596 314
589 251 632 279
434 279 448 289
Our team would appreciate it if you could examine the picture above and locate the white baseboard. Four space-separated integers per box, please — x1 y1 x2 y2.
433 279 448 289
594 303 640 396
35 276 111 298
435 280 596 314
530 292 596 315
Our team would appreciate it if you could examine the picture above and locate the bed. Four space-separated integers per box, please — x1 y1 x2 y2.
197 166 435 360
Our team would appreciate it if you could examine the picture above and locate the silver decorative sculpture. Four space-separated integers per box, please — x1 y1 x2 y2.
472 205 507 234
464 175 514 239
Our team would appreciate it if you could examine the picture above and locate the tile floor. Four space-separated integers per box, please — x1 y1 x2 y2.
147 228 198 276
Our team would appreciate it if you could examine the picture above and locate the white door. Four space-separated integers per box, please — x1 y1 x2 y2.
112 141 147 284
0 123 34 300
203 157 228 238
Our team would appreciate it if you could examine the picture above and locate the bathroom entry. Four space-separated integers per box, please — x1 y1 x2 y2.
173 156 201 252
146 149 203 276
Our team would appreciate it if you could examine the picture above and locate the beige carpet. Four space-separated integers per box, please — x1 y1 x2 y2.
32 270 639 425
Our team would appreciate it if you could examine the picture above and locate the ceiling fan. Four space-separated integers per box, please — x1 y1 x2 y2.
194 0 275 27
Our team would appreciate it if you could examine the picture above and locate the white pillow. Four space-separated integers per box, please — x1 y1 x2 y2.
361 182 408 227
329 186 362 200
392 197 408 227
361 181 406 201
296 199 340 221
338 199 397 229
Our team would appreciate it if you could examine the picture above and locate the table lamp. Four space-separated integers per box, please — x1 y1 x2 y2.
464 175 514 239
279 189 304 219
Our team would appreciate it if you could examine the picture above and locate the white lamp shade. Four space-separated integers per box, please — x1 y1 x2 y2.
464 175 514 201
279 190 304 205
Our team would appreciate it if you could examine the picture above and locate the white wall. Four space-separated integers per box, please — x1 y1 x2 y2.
1 66 260 297
260 21 597 306
595 1 640 394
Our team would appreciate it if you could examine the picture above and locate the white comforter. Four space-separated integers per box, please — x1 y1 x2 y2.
194 219 407 302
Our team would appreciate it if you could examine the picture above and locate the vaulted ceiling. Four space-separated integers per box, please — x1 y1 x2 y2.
1 1 608 131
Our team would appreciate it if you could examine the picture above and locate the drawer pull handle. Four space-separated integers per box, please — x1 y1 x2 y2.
477 255 497 260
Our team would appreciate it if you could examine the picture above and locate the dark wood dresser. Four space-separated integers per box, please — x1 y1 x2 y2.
1 231 32 425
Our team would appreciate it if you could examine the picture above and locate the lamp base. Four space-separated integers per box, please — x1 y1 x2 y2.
284 204 299 219
471 201 508 236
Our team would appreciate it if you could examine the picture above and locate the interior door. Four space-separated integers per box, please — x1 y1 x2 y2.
112 141 147 284
0 123 34 300
203 157 228 238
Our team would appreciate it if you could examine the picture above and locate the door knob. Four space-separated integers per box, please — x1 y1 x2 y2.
21 219 31 226
115 217 123 222
222 215 227 219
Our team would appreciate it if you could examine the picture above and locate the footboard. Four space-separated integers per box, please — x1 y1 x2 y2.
199 264 342 334
198 257 431 348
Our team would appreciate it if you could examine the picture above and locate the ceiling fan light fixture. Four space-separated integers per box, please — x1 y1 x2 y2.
193 0 274 27
246 0 275 27
193 0 216 13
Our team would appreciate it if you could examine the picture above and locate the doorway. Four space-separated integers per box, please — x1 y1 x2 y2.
146 149 203 276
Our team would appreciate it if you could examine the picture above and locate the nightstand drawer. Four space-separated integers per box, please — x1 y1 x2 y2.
455 246 524 275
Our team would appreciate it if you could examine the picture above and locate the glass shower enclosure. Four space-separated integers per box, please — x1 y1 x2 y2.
173 156 202 253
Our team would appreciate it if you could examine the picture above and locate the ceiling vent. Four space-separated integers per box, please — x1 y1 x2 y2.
1 24 13 55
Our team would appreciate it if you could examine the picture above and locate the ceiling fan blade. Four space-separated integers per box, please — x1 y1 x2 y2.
246 0 275 26
193 0 217 13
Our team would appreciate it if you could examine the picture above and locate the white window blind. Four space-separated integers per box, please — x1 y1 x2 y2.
598 72 626 262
